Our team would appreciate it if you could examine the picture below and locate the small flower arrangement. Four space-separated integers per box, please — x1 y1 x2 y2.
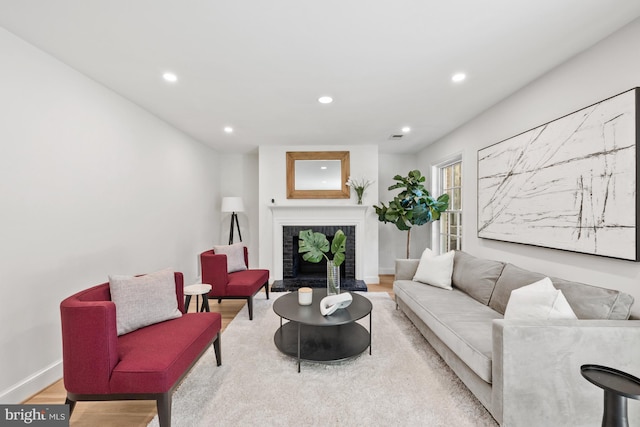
346 176 373 204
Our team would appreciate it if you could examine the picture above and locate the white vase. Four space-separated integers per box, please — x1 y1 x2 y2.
327 261 340 296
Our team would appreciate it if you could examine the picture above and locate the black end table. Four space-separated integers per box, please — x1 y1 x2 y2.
581 364 640 427
273 289 372 372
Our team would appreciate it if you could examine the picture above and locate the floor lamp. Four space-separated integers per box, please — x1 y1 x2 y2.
221 197 244 245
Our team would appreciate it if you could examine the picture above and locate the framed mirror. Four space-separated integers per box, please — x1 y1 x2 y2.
286 151 350 199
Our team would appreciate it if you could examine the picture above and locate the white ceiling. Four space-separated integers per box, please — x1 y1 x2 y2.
1 1 640 154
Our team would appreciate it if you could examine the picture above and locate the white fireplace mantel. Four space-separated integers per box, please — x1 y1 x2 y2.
269 205 370 281
269 205 369 210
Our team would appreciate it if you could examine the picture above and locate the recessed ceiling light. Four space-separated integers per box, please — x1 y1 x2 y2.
401 126 411 133
224 126 233 134
452 73 466 83
320 166 327 170
163 72 178 83
318 96 333 104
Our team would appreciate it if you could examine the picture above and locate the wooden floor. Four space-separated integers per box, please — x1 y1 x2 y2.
25 275 394 427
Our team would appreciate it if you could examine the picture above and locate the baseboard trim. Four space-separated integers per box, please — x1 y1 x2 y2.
378 268 395 275
0 360 63 403
364 275 380 285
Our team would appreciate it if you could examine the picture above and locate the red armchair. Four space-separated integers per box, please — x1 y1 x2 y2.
60 272 221 427
200 246 269 320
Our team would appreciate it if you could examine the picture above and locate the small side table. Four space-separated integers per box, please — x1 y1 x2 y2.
581 364 640 427
184 284 212 313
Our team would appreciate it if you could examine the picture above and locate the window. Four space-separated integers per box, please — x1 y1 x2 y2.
435 159 462 253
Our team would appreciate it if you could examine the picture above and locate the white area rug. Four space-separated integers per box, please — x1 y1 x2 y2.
149 292 498 427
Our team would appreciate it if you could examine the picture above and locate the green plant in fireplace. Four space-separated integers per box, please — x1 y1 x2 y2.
298 229 346 295
298 229 346 266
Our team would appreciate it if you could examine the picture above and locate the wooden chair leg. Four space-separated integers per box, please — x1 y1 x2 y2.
157 393 172 427
213 333 221 366
264 282 270 300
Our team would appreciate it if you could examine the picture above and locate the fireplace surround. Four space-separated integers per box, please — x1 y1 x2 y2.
268 205 369 292
272 224 366 291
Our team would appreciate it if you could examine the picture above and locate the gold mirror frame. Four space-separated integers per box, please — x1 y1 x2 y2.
286 151 350 199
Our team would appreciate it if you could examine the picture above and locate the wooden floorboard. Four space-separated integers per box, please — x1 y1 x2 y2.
25 276 394 426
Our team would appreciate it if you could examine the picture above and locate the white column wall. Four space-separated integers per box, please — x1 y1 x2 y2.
376 153 423 273
217 153 260 267
258 145 379 284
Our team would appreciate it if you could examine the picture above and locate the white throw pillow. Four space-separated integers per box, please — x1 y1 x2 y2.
109 268 182 336
213 243 247 273
412 248 455 290
504 277 577 320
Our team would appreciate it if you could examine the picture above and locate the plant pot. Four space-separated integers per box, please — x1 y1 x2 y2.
327 261 340 296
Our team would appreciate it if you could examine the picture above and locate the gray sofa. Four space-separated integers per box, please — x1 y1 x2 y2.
394 250 640 427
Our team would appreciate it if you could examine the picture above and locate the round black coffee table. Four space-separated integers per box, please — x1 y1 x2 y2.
273 289 372 372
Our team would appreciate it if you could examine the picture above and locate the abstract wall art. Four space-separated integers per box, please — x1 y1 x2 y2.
478 88 639 260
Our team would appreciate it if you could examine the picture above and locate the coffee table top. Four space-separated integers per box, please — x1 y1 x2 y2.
273 289 372 326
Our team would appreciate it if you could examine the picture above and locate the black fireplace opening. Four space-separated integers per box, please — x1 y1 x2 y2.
273 224 366 292
282 225 356 280
292 237 346 280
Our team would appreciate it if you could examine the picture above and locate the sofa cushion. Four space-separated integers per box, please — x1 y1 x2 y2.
394 279 501 383
110 312 221 393
109 268 182 336
413 248 454 290
552 276 634 320
504 277 577 320
213 243 247 273
395 259 420 281
452 251 505 305
489 263 634 319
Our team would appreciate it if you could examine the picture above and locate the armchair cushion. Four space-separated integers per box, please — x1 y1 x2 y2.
227 269 270 297
213 243 248 273
111 311 221 393
109 268 182 335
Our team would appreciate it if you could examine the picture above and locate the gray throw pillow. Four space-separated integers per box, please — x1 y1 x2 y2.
109 268 182 336
213 243 248 273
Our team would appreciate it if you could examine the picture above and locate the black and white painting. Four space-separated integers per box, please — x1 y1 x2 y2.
478 88 638 260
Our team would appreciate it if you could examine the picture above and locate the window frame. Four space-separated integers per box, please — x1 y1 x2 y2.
431 154 463 254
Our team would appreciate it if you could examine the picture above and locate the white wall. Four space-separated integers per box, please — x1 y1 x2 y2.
0 28 220 402
258 145 379 283
217 153 260 267
417 17 640 318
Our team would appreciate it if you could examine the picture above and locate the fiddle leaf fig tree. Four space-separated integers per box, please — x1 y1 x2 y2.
374 170 450 258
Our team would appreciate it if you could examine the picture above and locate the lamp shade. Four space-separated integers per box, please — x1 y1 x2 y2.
221 197 244 213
